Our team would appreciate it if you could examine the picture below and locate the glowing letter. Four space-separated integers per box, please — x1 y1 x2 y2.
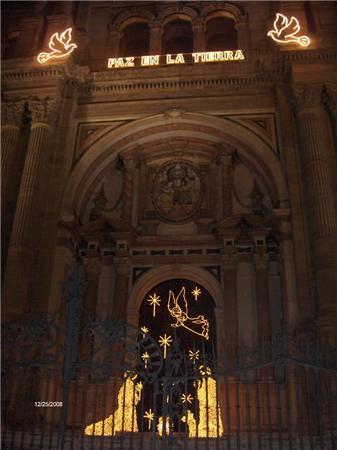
37 28 77 64
141 55 159 66
234 50 245 60
267 13 310 47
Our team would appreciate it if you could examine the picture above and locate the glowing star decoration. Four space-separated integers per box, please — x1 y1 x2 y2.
147 293 161 317
144 409 154 430
181 393 193 404
158 334 172 359
84 373 142 436
188 349 200 362
191 286 201 301
37 28 77 64
140 325 149 338
167 287 209 340
267 13 310 47
141 352 150 369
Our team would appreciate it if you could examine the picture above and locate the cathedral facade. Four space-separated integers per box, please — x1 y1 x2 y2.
2 1 337 448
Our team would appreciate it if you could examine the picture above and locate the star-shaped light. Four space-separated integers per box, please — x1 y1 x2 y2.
181 393 193 404
147 293 161 317
140 325 149 338
188 349 200 362
141 352 150 368
144 409 154 430
191 286 201 301
158 334 173 359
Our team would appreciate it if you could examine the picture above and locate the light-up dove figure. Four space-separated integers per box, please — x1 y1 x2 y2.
37 28 77 64
267 13 310 47
167 286 209 340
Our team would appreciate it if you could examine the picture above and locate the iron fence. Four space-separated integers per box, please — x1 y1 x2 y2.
2 265 337 450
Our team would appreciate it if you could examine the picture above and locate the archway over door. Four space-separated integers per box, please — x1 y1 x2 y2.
127 264 224 354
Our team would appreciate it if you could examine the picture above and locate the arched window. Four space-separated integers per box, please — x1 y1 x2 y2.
119 22 150 56
163 19 193 54
205 16 238 50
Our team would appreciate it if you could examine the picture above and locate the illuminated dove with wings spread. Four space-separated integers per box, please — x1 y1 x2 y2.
267 13 310 47
167 287 209 340
37 28 77 64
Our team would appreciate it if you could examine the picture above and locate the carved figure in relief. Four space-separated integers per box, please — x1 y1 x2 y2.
152 161 202 222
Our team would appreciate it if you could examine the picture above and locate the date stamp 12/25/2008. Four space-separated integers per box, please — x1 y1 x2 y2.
35 401 63 407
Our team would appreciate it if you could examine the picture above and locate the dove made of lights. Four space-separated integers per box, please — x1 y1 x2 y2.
268 13 310 47
37 28 77 64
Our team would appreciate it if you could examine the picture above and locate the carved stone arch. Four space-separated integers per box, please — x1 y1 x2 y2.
62 112 288 222
113 8 155 30
127 264 224 352
157 5 198 24
201 2 244 24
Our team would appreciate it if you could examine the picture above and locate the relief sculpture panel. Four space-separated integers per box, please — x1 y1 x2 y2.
151 161 203 223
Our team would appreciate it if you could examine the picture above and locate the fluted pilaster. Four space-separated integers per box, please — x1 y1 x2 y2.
222 253 238 344
294 84 337 335
1 101 24 201
254 252 270 340
149 21 162 54
121 159 135 224
112 256 130 321
3 98 57 314
192 18 206 52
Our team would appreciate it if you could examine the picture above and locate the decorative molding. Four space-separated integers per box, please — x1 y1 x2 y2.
292 84 323 113
163 107 186 119
1 100 25 127
28 97 58 124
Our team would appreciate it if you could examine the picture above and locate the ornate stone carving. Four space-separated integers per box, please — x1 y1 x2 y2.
90 185 107 221
151 161 203 223
163 108 186 119
28 98 58 124
250 179 265 216
1 100 24 127
293 84 323 113
254 253 269 270
322 84 337 114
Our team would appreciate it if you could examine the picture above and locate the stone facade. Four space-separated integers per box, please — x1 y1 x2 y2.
2 1 337 349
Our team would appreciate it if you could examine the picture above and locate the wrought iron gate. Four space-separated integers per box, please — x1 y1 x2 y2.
2 265 337 449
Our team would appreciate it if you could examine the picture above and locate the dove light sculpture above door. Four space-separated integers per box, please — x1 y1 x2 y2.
267 13 310 47
37 28 77 64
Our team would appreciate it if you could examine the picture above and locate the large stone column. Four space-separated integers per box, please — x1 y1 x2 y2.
222 253 238 345
275 211 298 329
294 85 337 335
112 253 131 322
254 252 270 340
236 252 258 346
149 21 162 54
1 101 23 200
192 18 206 52
3 98 57 315
107 24 121 58
121 158 135 224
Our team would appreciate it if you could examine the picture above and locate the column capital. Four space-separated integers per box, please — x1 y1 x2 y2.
149 20 162 31
192 17 205 30
1 100 24 127
108 23 121 36
292 84 323 114
222 253 238 270
254 253 269 270
322 83 337 115
83 257 102 277
28 97 58 125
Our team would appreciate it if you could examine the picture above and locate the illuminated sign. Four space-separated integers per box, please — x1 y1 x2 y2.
37 28 77 64
167 286 209 340
107 49 245 69
267 13 310 47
